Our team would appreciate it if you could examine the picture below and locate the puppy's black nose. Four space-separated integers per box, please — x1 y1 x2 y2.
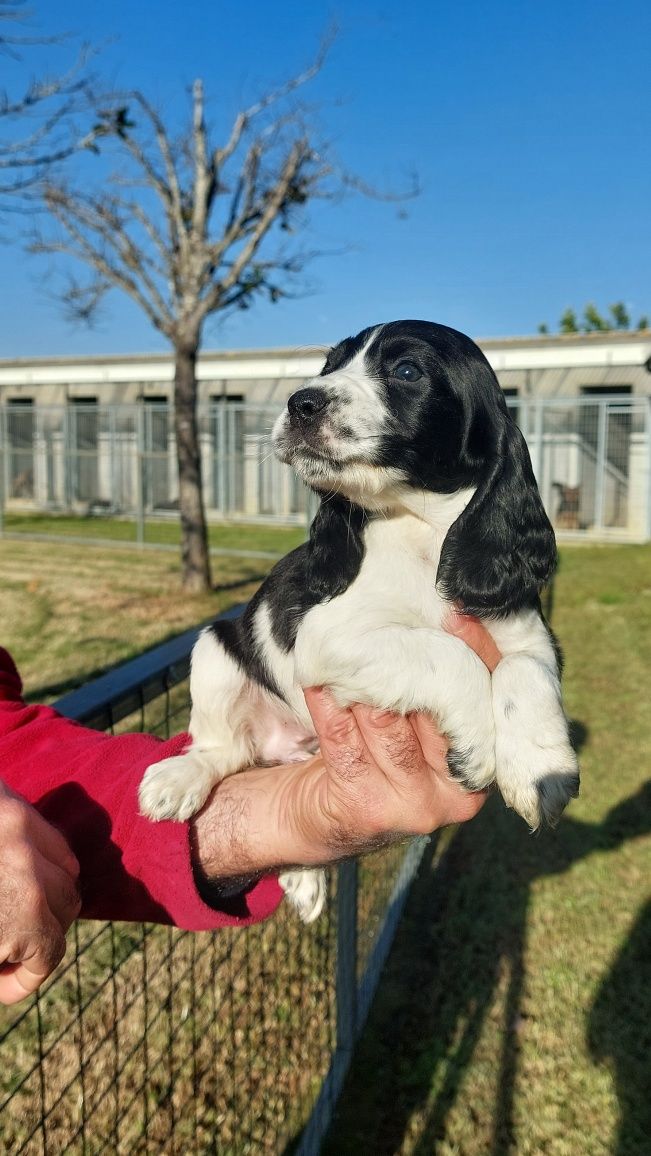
287 388 330 425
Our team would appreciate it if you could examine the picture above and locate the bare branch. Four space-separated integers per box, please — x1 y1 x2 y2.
213 30 334 171
0 4 94 199
339 167 421 203
197 138 310 322
130 91 185 241
36 183 174 334
191 78 212 239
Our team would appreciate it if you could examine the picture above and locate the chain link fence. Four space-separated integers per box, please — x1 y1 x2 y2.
0 611 428 1155
1 396 650 545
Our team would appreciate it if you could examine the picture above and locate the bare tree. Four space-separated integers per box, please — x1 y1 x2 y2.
32 50 416 591
0 1 92 205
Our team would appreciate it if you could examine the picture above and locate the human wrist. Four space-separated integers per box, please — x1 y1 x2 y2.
189 758 324 882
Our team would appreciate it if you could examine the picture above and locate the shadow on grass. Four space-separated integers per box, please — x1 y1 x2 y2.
321 759 651 1156
588 902 651 1154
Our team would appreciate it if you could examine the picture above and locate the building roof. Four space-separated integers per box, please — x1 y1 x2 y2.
1 329 650 387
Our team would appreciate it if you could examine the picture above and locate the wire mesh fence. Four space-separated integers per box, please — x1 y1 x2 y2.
0 402 311 535
0 395 649 546
518 394 651 540
0 610 427 1156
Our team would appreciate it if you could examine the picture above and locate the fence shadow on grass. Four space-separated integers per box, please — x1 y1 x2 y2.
323 750 651 1156
588 879 651 1155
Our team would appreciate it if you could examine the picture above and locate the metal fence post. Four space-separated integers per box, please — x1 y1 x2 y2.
217 397 227 514
534 397 544 487
135 403 145 546
646 399 651 542
336 859 359 1053
594 399 608 532
0 405 5 539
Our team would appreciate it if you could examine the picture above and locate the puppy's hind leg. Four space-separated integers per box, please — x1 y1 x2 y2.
139 629 254 822
279 869 327 923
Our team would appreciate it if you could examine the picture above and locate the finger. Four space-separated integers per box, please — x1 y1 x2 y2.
0 926 66 1006
445 610 502 673
351 705 426 779
353 706 488 830
26 810 80 880
410 713 450 772
37 855 82 931
410 713 490 821
303 687 372 781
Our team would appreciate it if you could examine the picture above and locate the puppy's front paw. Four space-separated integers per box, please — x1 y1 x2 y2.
496 735 579 829
279 868 327 923
139 753 215 822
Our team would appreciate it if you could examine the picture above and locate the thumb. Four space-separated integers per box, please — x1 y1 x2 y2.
0 927 66 1006
445 610 502 673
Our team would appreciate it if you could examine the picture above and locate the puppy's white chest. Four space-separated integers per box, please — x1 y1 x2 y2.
295 515 447 688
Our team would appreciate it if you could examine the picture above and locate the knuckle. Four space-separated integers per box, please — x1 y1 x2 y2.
362 706 399 730
22 881 46 918
411 807 440 836
3 842 32 878
323 712 358 745
61 879 82 922
0 798 29 841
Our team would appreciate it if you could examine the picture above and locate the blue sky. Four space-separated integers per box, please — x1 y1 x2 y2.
1 0 650 356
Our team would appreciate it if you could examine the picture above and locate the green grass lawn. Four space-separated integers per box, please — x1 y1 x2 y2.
1 510 306 556
1 531 649 1154
324 544 651 1156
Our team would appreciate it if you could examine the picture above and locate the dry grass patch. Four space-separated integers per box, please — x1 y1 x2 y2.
0 537 280 699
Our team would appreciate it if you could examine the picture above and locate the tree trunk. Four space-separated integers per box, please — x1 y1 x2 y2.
173 341 212 592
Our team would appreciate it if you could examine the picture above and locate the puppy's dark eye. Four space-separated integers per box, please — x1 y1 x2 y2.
392 361 422 382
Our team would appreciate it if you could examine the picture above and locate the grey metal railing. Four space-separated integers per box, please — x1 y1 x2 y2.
0 608 427 1155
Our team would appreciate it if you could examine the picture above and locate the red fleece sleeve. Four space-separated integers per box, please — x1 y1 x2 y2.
0 648 282 930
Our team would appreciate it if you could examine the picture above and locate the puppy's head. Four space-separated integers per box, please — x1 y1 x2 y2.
273 320 508 503
275 320 556 616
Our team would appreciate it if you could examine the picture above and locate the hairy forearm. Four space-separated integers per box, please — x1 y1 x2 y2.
189 753 419 887
190 760 322 882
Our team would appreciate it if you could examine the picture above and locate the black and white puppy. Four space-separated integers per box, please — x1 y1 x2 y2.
139 320 579 921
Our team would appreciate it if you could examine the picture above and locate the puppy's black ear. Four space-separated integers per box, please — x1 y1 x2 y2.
306 497 368 600
437 417 556 617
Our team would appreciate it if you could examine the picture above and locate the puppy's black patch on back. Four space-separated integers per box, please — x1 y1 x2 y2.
213 497 369 683
262 497 368 652
211 614 284 699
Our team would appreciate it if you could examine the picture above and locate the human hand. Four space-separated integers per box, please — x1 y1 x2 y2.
285 611 502 862
0 782 81 1005
191 612 501 878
